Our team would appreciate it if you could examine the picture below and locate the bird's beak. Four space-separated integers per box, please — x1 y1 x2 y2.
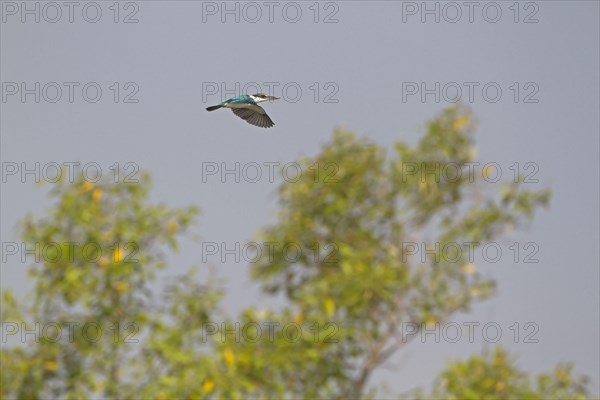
268 96 280 101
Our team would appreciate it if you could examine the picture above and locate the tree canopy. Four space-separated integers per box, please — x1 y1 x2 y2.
1 106 594 399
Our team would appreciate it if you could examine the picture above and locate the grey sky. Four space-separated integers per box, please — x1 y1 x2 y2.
1 0 599 396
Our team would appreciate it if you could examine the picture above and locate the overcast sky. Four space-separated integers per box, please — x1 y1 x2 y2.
1 0 599 396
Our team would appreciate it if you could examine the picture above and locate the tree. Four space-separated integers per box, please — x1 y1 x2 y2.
1 172 202 398
1 106 593 399
248 105 552 398
428 346 592 400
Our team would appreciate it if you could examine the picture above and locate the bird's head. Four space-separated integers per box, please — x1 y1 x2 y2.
251 93 279 103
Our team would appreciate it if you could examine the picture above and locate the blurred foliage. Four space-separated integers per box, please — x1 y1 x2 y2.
1 172 203 399
1 106 593 399
426 347 593 400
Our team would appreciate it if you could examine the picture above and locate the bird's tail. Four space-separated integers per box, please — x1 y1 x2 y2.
206 105 223 111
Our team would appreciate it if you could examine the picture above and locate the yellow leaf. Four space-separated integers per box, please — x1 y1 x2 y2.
482 165 497 180
469 287 481 297
92 188 103 203
113 247 123 263
155 392 167 400
223 349 235 366
81 181 95 192
495 381 505 392
202 379 215 394
97 256 109 267
425 316 438 326
453 115 470 129
462 263 476 274
44 360 58 371
114 281 129 292
294 310 304 325
298 183 309 194
324 298 336 317
65 269 78 283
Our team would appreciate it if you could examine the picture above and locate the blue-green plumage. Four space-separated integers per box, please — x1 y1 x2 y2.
206 93 279 128
226 95 257 105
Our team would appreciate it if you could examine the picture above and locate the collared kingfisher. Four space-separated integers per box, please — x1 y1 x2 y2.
206 93 280 128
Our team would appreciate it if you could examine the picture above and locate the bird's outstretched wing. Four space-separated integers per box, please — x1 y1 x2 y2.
231 105 275 128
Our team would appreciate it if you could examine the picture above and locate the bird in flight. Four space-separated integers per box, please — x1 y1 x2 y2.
206 93 280 128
